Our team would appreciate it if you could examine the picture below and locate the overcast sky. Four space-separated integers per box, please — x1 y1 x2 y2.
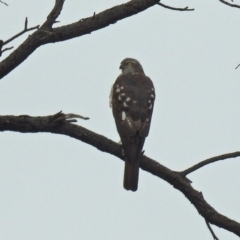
0 0 240 239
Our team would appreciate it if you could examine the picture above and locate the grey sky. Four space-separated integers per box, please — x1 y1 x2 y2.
0 0 240 239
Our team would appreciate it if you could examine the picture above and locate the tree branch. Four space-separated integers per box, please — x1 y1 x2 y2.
2 18 39 46
0 47 14 56
0 111 240 238
157 2 194 11
0 0 8 6
219 0 240 8
41 0 65 29
0 0 162 79
206 220 219 240
179 151 240 176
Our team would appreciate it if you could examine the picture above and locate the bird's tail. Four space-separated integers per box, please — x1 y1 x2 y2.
124 162 139 191
122 135 145 191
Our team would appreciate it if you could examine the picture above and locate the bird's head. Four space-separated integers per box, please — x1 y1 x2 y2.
120 58 144 74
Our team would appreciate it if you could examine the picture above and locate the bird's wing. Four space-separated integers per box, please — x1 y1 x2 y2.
111 73 155 191
111 73 155 138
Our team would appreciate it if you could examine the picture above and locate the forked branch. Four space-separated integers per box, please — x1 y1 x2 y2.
3 18 39 46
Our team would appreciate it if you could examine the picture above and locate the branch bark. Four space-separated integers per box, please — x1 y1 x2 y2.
0 112 240 238
0 0 177 80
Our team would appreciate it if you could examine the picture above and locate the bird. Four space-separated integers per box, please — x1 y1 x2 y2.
110 58 155 191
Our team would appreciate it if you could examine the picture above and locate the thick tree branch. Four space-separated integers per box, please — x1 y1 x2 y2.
157 2 194 11
0 0 163 79
219 0 240 8
0 112 240 237
179 151 240 176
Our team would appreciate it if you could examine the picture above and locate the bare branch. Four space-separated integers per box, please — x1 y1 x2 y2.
0 0 8 6
0 0 161 79
1 47 14 55
219 0 240 8
0 39 14 57
179 151 240 176
0 40 3 54
235 63 240 69
157 2 194 11
65 113 90 121
0 112 240 237
41 0 65 29
206 220 219 240
3 18 39 46
24 17 28 29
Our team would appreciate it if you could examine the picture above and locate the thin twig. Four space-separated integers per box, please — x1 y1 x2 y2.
24 18 28 29
0 0 8 6
3 18 39 46
65 113 90 121
235 64 240 69
50 111 89 123
179 151 240 176
1 47 14 55
219 0 240 8
157 2 194 11
205 220 219 240
0 40 3 52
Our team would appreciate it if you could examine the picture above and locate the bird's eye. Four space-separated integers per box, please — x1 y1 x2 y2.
127 62 132 66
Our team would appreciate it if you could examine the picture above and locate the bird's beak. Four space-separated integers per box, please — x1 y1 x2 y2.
119 64 123 70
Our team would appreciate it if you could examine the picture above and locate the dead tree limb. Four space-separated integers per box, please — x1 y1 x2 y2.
0 0 193 80
0 18 39 56
3 18 39 46
0 111 240 238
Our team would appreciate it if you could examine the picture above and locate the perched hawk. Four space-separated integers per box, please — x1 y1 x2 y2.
110 58 155 191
